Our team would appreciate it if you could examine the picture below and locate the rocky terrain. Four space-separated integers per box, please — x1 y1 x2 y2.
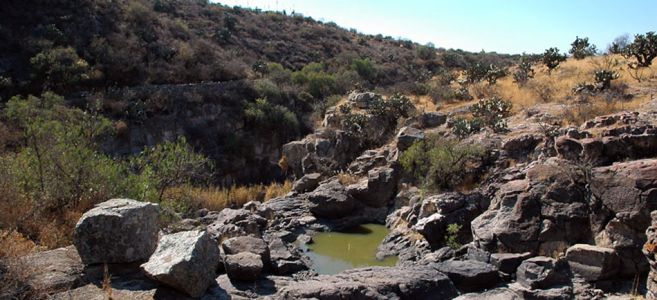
4 90 657 299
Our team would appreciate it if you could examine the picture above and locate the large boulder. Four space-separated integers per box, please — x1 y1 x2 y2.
278 266 458 299
564 244 620 281
73 199 159 265
141 230 220 298
224 252 263 281
516 256 570 290
307 179 356 219
433 260 499 292
348 166 398 208
221 236 270 267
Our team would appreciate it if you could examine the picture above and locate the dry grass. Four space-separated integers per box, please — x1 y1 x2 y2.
425 55 657 125
337 172 361 185
164 181 292 211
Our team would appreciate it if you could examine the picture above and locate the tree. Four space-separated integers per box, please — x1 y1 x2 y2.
623 31 657 68
608 34 630 54
569 36 597 59
542 48 567 74
29 47 92 92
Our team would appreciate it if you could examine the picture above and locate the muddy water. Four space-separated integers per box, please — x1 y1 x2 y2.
303 224 398 275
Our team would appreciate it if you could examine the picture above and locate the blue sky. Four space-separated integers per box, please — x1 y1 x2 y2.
213 0 656 54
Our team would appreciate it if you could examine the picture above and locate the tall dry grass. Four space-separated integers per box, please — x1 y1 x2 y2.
164 180 292 212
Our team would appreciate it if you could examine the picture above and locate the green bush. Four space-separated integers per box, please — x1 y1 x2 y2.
400 135 486 190
292 62 339 99
350 57 377 81
470 96 513 132
451 117 484 138
445 223 463 249
594 69 619 90
29 47 91 91
244 98 299 139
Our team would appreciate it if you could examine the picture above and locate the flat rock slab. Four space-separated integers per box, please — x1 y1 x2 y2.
433 260 499 292
73 199 159 265
516 256 571 290
141 230 220 298
10 246 85 295
221 236 270 267
279 266 458 299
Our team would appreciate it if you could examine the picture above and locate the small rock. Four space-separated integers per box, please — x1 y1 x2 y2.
419 112 447 128
516 256 570 290
224 252 264 281
141 230 220 298
396 126 424 151
292 173 322 193
222 236 270 267
490 252 532 274
73 199 159 265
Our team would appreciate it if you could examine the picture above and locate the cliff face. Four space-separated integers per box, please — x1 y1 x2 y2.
85 80 290 185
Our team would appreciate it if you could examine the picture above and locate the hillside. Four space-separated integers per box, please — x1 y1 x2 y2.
3 1 657 299
0 0 516 185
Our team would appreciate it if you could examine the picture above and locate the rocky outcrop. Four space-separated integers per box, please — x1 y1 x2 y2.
224 252 264 281
278 266 458 299
644 211 657 300
141 230 220 297
418 111 447 128
73 199 159 265
590 158 657 276
346 91 381 109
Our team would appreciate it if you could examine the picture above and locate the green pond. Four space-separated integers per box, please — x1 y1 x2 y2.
303 224 398 275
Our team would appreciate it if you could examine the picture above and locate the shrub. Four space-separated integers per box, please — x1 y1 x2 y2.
608 34 630 54
465 63 488 83
513 56 535 87
350 57 377 82
400 135 486 190
484 64 507 85
445 223 463 249
451 117 483 138
470 96 513 132
623 31 657 68
29 47 91 91
244 98 300 140
569 36 597 59
594 69 619 90
542 47 567 74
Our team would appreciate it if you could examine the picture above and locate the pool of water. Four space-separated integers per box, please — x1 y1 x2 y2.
302 223 398 275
